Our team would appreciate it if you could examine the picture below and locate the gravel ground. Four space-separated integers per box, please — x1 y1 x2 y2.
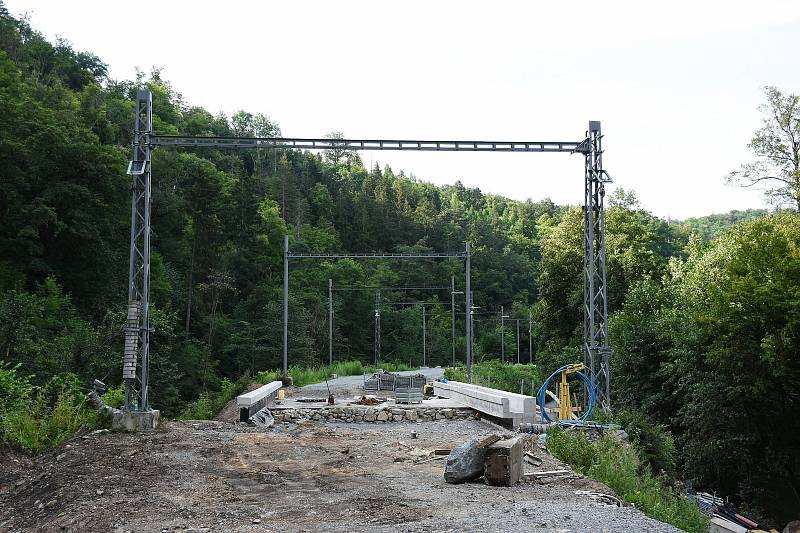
0 416 684 533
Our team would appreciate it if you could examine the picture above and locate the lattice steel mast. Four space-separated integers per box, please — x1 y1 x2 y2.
122 90 153 411
582 121 613 411
121 90 612 412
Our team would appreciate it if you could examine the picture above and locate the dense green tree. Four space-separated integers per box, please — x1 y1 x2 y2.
727 86 800 209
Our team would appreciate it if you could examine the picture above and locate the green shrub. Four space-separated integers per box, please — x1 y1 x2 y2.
178 375 251 420
255 370 278 384
0 362 32 414
545 426 597 473
616 409 676 476
285 360 411 387
445 361 541 394
376 361 411 373
2 373 101 453
546 428 708 533
101 384 125 409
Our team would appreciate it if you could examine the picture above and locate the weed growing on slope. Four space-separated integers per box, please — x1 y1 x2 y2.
546 427 708 533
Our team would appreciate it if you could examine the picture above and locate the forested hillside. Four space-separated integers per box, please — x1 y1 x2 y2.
0 4 798 524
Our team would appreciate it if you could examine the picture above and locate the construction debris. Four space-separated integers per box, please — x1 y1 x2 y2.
250 408 274 428
523 452 542 466
352 396 384 406
477 434 501 448
415 455 447 465
574 490 622 507
444 437 490 484
523 469 571 480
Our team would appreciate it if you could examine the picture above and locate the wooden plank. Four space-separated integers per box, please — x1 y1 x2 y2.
545 390 560 404
477 434 501 448
415 455 446 465
523 469 571 478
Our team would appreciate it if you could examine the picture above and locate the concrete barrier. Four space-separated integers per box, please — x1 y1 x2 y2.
432 381 535 426
237 381 282 422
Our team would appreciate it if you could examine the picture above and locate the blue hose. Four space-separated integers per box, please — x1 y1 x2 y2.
536 365 596 423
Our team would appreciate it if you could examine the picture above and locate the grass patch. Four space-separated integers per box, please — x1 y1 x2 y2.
546 426 708 533
178 374 251 420
0 366 104 453
444 361 541 394
255 360 413 388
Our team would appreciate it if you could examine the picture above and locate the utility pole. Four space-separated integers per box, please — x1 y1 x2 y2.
516 319 520 364
500 305 509 363
469 296 479 381
422 305 427 367
283 235 288 376
451 276 456 367
528 310 533 364
451 276 464 367
374 290 381 366
328 278 333 365
465 242 472 384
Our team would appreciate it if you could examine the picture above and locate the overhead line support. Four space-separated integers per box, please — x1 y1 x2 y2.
121 90 611 416
150 135 585 153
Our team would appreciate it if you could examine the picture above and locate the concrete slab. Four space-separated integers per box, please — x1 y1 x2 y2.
112 410 160 431
237 381 282 407
433 381 510 419
433 381 536 426
237 381 282 422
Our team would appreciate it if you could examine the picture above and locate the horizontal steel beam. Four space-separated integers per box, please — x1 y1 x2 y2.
289 253 464 259
150 135 588 153
331 286 449 291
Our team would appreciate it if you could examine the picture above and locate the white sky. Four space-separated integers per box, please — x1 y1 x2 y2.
7 0 800 219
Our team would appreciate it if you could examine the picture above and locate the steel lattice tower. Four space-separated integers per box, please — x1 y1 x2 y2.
123 90 154 411
582 121 613 411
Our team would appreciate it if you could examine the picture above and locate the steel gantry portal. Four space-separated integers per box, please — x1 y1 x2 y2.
123 89 613 413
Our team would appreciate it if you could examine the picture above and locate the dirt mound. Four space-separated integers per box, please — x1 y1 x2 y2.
352 396 383 406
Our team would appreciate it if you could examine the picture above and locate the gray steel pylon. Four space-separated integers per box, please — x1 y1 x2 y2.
583 121 612 412
123 90 153 411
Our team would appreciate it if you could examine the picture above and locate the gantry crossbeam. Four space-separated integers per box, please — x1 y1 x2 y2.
150 135 587 154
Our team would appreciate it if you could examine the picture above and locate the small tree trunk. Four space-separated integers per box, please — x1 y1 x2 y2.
185 233 197 336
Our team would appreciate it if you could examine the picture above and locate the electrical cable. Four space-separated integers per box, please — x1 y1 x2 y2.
536 364 596 423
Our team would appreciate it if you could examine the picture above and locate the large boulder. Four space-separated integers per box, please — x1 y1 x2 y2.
444 437 487 484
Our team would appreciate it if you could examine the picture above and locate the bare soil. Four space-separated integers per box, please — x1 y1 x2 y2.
0 416 682 533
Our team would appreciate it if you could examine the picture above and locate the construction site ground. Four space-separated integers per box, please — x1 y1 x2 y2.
0 377 684 533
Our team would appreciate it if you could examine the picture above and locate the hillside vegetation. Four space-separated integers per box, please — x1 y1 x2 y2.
0 3 797 524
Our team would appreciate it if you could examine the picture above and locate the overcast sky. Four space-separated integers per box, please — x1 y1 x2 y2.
7 0 800 219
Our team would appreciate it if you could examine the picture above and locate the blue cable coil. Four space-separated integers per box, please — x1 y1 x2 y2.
536 365 597 423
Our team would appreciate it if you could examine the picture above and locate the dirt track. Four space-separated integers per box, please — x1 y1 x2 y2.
0 416 683 533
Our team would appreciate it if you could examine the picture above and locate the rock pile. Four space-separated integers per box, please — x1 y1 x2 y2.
272 406 475 424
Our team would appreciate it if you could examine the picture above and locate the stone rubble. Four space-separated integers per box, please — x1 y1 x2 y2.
271 406 475 424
